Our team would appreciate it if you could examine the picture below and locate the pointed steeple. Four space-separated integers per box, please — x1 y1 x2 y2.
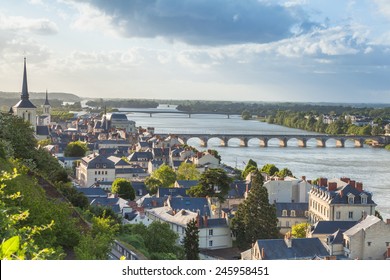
21 57 29 100
44 89 50 105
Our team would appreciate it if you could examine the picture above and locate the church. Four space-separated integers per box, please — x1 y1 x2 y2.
10 58 52 140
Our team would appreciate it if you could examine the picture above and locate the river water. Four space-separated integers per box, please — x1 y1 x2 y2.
125 110 390 220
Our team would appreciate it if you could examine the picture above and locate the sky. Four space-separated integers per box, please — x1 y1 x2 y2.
1 0 390 103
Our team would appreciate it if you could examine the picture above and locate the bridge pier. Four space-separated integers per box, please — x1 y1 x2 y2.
354 139 364 148
149 113 153 117
188 114 191 118
298 139 307 148
220 137 228 147
260 138 268 147
279 138 287 147
317 139 326 147
200 138 208 147
336 139 345 148
240 138 248 147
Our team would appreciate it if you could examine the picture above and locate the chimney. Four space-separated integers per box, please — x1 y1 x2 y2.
349 180 356 188
387 247 390 259
356 182 363 192
203 215 208 228
261 248 265 260
340 177 350 183
151 200 157 207
284 232 292 248
328 182 337 191
301 176 306 181
386 219 390 225
196 213 201 228
319 178 328 187
307 180 312 184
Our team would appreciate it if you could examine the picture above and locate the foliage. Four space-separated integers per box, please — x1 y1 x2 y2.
119 221 182 260
37 138 51 147
183 219 199 260
56 182 89 209
111 178 135 200
207 149 222 164
375 210 383 220
231 171 279 250
74 215 119 260
0 169 59 260
144 177 162 195
87 206 121 225
386 144 390 151
242 159 258 179
64 141 88 157
148 164 176 188
261 164 279 176
291 223 309 238
187 168 232 203
241 109 252 120
276 168 294 178
0 113 37 159
176 162 201 180
50 111 75 123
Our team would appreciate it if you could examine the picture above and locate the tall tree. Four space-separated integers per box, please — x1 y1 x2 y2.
242 159 258 179
261 163 279 176
176 162 201 180
231 170 279 250
187 168 231 203
183 219 200 260
111 178 135 200
64 141 88 157
150 164 176 188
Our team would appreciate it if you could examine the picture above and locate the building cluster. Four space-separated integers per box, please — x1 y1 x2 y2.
9 58 390 260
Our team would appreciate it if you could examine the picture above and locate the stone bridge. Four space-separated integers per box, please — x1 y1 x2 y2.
156 133 389 148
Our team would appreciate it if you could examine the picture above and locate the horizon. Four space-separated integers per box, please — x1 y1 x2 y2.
1 1 390 103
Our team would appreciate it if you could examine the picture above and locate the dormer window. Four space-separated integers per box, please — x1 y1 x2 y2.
291 210 296 217
347 193 355 204
282 210 287 217
360 193 368 204
95 164 100 168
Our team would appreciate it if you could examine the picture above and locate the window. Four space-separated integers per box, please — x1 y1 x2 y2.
282 210 287 217
103 164 107 168
336 211 341 219
348 194 355 204
291 210 296 217
367 242 371 246
209 229 214 236
386 242 390 247
348 212 353 219
286 221 290 227
304 211 309 217
209 240 213 247
95 171 97 175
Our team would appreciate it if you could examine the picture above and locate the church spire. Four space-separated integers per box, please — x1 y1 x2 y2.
44 89 50 105
21 57 29 100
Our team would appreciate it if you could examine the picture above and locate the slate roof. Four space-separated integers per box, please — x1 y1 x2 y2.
128 152 153 162
36 125 50 136
76 187 107 198
107 155 130 166
327 229 344 245
89 197 121 214
344 215 382 236
175 180 199 188
115 167 146 174
157 187 190 198
142 197 167 208
81 153 115 169
13 98 37 109
226 180 249 198
310 221 357 235
152 147 170 157
169 197 210 217
131 181 148 197
256 238 329 260
275 202 308 217
199 218 228 228
109 113 128 120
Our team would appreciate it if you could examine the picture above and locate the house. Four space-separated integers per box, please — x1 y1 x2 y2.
275 202 309 235
343 215 390 260
263 176 312 204
127 151 153 169
242 235 329 260
145 207 232 249
107 113 136 133
191 152 220 168
131 181 149 200
76 186 107 198
174 180 199 189
156 187 190 198
308 178 376 223
308 220 357 241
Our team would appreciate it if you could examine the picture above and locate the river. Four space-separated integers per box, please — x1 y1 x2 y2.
124 109 390 220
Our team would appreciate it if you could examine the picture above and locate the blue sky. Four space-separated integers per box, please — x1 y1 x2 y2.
1 0 390 103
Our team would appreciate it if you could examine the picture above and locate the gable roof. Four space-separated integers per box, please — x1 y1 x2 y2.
169 197 210 217
157 187 190 198
76 187 107 198
175 180 199 188
256 238 329 260
343 215 382 236
275 202 308 217
310 221 357 235
36 125 50 136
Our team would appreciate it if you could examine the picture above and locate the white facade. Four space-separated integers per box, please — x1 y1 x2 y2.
264 177 311 203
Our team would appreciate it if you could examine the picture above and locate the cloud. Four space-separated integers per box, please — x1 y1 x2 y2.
66 0 319 45
0 13 58 35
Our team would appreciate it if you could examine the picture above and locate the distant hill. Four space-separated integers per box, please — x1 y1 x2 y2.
0 91 81 102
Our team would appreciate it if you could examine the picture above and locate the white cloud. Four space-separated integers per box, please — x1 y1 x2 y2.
0 13 58 35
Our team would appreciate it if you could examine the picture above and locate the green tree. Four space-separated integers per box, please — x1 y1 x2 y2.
64 141 88 157
176 162 201 180
183 219 199 260
371 125 383 136
291 222 309 238
261 164 279 176
231 171 279 250
74 215 119 260
242 159 258 179
241 110 252 120
276 168 293 178
144 177 162 195
187 168 231 203
149 164 176 188
111 178 135 200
